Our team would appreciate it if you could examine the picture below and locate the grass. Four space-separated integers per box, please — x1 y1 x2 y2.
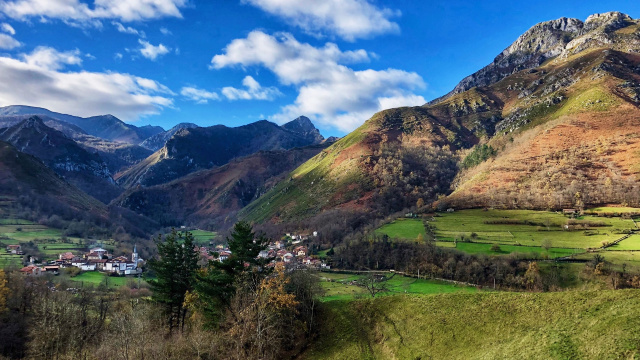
301 290 640 359
447 242 580 258
430 209 635 249
588 206 640 214
189 229 218 245
69 271 129 288
0 254 22 268
318 272 476 302
608 234 640 251
375 218 426 239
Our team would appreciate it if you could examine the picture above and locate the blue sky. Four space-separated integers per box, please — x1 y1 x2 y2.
0 0 638 137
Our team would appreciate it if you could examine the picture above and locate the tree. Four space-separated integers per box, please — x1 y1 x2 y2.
416 198 425 209
490 244 501 252
541 239 552 251
0 269 8 313
148 229 199 333
195 221 271 327
524 262 542 291
359 273 395 298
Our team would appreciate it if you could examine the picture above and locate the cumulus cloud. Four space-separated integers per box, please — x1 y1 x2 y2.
0 0 187 23
180 86 220 104
1 23 16 35
222 76 281 101
112 21 145 37
138 39 169 60
243 0 400 41
0 52 173 120
160 27 172 35
211 31 425 132
0 33 21 49
21 46 82 70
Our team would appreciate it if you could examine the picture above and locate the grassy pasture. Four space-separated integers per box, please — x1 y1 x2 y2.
69 271 129 287
430 209 635 249
318 272 476 302
448 242 579 258
607 234 640 251
375 218 426 240
301 290 640 360
189 229 218 245
0 254 22 268
588 206 640 214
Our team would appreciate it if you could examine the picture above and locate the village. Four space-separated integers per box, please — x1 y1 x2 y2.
6 230 330 278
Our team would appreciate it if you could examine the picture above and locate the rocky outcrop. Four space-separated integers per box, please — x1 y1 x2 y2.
139 122 199 151
431 12 638 104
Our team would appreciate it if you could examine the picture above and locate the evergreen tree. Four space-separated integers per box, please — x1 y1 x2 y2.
195 221 271 327
148 229 199 333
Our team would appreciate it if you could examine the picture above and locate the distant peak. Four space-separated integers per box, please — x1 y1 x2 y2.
283 116 316 132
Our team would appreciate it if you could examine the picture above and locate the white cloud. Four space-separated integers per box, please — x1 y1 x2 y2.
112 21 145 37
1 23 16 35
114 52 123 60
180 86 220 104
222 76 281 101
0 53 173 120
211 31 425 132
138 39 169 60
21 46 82 70
160 27 172 35
0 0 187 23
0 33 21 49
243 0 400 41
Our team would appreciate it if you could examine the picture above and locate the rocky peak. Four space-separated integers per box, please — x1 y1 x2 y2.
431 12 636 104
282 116 324 143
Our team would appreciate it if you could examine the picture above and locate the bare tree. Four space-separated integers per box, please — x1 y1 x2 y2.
359 273 396 298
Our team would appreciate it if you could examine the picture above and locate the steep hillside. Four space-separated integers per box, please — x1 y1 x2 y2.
114 144 331 227
0 117 122 203
116 117 325 188
243 12 640 224
0 140 107 219
0 105 164 144
139 122 199 151
303 290 640 359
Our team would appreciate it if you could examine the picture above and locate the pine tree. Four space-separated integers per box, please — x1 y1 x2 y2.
148 229 199 333
195 221 271 327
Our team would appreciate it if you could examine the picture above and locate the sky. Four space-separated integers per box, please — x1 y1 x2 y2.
0 0 638 137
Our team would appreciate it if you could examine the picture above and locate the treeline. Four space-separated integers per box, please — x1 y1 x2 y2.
0 223 321 360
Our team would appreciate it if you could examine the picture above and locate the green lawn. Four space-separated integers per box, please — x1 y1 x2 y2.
318 272 476 301
69 271 129 287
0 254 22 269
588 206 640 213
375 218 426 240
446 242 581 258
607 234 640 251
302 290 640 360
189 230 218 245
430 209 635 249
575 251 640 272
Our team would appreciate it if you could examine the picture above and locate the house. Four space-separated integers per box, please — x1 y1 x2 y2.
258 250 270 259
20 265 41 276
74 262 96 271
321 263 331 270
42 266 60 275
87 247 110 261
313 231 318 237
283 253 294 263
6 244 22 254
218 251 231 261
89 259 108 270
446 208 455 213
563 209 577 215
59 252 76 261
293 246 308 257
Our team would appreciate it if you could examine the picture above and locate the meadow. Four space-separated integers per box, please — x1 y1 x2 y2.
302 290 640 359
375 218 426 240
68 271 131 288
189 229 218 245
318 272 477 301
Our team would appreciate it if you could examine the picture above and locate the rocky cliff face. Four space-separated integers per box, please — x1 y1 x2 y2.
431 12 638 104
139 122 199 151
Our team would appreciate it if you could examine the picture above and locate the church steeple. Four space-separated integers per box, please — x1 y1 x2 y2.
132 244 138 263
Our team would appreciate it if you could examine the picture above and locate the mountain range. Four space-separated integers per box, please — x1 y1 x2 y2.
2 11 640 235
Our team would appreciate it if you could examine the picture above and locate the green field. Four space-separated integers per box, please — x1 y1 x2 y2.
69 271 130 288
575 251 640 271
430 209 635 249
608 234 640 251
588 206 640 213
302 290 640 359
189 230 218 245
448 242 580 258
375 218 426 239
0 254 22 268
318 272 476 301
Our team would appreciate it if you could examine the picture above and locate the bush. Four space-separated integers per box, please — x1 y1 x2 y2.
490 244 502 252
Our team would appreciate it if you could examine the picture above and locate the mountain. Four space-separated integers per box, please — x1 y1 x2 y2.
114 143 332 227
281 116 325 144
0 117 122 203
139 122 199 151
0 140 108 220
0 105 164 144
0 113 152 172
242 12 640 224
116 118 326 188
